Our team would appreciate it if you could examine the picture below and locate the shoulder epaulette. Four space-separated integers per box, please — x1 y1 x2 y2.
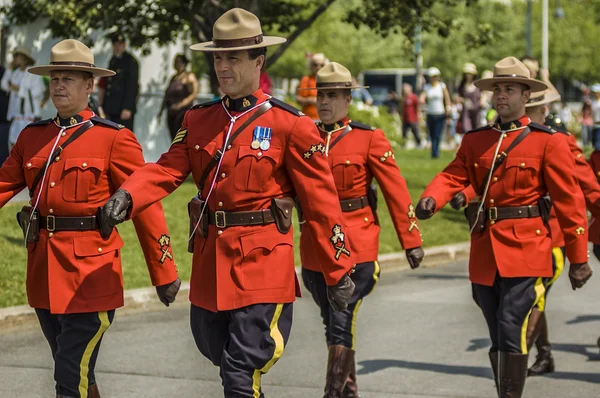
528 122 555 134
269 98 303 116
465 124 492 134
349 121 375 131
23 118 53 129
90 116 124 130
190 98 222 110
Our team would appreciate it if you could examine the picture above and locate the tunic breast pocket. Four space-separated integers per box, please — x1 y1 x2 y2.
331 155 363 191
234 146 281 192
62 157 104 202
503 157 541 196
23 156 47 188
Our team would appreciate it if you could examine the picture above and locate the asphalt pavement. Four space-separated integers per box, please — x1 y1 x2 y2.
1 259 599 398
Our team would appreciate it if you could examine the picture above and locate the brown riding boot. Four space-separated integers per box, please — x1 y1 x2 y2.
525 307 543 350
342 353 360 398
489 351 499 396
498 352 528 398
88 383 101 398
323 345 354 398
528 314 554 376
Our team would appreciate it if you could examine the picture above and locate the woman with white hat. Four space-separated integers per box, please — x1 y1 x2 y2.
419 66 451 158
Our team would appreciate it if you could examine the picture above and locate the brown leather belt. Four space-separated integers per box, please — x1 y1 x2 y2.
40 215 99 232
208 209 275 228
486 204 541 221
340 196 369 212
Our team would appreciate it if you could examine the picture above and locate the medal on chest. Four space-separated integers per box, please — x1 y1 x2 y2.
252 126 272 151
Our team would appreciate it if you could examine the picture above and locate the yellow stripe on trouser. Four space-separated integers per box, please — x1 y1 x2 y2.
351 261 380 349
78 311 110 398
520 278 546 354
549 247 565 287
252 304 285 398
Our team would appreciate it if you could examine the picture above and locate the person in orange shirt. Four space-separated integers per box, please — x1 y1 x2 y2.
416 57 592 398
296 53 327 121
450 86 600 378
298 62 424 397
0 40 180 398
101 9 355 398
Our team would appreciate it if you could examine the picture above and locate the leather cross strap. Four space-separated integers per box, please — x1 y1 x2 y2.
29 120 95 198
340 196 369 212
208 209 275 228
328 124 352 151
39 215 99 232
197 101 273 192
478 126 531 197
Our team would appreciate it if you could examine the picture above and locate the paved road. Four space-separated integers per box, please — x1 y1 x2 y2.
1 259 599 398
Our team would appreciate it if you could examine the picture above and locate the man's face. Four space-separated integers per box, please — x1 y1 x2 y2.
310 60 324 76
214 50 262 99
112 41 126 56
492 82 530 121
50 71 93 116
316 90 351 124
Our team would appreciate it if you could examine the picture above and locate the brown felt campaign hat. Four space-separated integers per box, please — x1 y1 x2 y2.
298 62 369 91
526 88 561 108
474 56 547 92
190 8 286 52
28 39 115 77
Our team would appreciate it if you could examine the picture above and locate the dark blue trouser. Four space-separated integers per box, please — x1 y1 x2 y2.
427 114 446 158
35 309 115 398
190 302 293 398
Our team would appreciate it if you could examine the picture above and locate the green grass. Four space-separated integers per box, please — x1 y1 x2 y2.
0 148 469 308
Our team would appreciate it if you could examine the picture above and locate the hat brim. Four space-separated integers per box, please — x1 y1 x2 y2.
526 90 561 108
298 85 369 91
28 65 116 77
190 36 286 52
14 50 35 63
474 77 548 92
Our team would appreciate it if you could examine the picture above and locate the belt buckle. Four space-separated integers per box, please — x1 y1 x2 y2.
488 207 498 221
46 215 56 232
215 211 227 228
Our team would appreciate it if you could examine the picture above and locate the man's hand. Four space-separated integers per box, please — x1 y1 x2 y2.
120 109 132 120
416 197 436 220
327 274 355 312
102 189 132 227
406 246 424 269
156 278 181 307
569 263 593 290
450 192 466 210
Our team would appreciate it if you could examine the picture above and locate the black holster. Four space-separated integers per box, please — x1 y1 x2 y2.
187 196 207 253
295 197 304 232
367 184 380 224
465 202 486 233
16 206 39 244
271 197 294 234
538 195 552 224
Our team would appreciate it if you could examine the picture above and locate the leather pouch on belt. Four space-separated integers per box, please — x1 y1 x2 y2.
16 206 39 244
367 184 380 224
271 197 294 234
187 196 207 253
465 202 486 233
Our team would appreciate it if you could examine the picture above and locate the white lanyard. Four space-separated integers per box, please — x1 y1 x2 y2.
320 123 346 157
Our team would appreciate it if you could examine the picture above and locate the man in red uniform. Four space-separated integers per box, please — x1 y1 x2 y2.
415 57 592 398
0 39 180 398
102 9 355 398
451 87 600 377
298 62 424 397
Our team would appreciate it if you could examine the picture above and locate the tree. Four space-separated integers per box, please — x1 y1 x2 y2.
1 0 337 93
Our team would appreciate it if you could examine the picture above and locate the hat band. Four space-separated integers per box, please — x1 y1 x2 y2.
213 34 263 48
493 73 530 79
316 82 353 88
50 61 96 67
529 94 545 103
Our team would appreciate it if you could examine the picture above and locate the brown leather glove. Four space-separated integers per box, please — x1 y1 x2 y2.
450 192 466 210
326 274 355 312
102 188 132 227
569 263 593 290
416 197 436 220
156 277 181 306
406 247 424 269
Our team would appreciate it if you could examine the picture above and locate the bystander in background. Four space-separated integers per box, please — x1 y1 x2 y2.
296 53 327 121
401 83 421 148
420 66 451 158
